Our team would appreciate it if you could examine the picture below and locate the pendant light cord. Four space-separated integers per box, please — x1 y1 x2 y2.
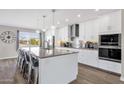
52 9 55 26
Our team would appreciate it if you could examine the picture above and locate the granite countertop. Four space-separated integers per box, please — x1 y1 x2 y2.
22 47 78 59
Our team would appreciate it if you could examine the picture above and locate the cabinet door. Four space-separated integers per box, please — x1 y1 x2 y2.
92 19 99 42
79 23 85 40
108 11 121 33
85 50 98 67
98 60 121 73
79 50 98 67
85 21 93 41
99 16 109 34
107 61 121 73
98 60 109 70
99 11 121 34
84 19 99 42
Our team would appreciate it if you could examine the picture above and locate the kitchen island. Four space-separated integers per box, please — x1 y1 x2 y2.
22 47 78 84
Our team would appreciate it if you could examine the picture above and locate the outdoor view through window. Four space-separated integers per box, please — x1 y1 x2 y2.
19 31 40 47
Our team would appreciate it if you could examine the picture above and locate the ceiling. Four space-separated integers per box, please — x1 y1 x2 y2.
0 9 120 30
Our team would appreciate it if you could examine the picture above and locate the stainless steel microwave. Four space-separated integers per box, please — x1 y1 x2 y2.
99 34 121 47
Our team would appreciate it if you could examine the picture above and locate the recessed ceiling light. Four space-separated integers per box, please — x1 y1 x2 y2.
51 25 56 29
57 21 60 25
95 9 99 11
77 14 81 17
65 18 69 22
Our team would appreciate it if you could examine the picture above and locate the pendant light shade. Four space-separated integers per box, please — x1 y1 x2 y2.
51 9 56 30
42 15 47 32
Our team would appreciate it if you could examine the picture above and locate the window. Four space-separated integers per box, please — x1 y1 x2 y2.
19 31 41 47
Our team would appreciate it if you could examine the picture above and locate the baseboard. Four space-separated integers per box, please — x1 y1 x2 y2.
120 76 124 81
0 56 17 60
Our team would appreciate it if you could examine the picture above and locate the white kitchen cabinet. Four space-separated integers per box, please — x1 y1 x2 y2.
79 23 85 40
78 49 98 67
79 18 99 42
85 21 93 41
99 11 121 34
92 19 99 42
98 60 121 74
98 60 110 71
57 47 121 74
106 61 121 73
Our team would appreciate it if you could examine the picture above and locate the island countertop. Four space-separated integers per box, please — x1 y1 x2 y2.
21 47 78 59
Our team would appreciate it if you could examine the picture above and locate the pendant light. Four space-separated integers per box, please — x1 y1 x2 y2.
51 9 56 29
42 15 47 32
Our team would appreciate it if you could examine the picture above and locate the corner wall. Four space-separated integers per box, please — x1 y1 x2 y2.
120 10 124 81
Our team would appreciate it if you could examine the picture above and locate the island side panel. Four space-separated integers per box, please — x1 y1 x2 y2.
39 53 78 84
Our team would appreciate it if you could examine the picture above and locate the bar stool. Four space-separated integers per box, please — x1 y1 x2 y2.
20 50 39 84
17 49 25 73
29 53 39 84
23 50 31 82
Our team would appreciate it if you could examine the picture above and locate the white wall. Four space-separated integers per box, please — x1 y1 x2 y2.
0 25 17 59
0 25 37 59
121 10 124 81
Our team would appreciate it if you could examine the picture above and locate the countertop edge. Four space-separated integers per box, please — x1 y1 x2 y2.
39 52 78 59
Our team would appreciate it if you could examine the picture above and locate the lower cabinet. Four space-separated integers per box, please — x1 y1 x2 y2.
57 47 121 74
78 49 98 68
98 60 121 74
78 49 121 74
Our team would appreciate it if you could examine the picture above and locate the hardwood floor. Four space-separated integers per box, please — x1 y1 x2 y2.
0 58 17 84
0 58 124 84
71 63 124 84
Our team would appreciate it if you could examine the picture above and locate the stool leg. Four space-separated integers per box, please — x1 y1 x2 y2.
34 68 38 84
27 63 32 83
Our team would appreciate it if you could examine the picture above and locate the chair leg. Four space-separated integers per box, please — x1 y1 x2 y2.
34 68 38 84
27 63 32 83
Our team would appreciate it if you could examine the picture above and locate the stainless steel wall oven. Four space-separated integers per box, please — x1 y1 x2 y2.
99 34 121 62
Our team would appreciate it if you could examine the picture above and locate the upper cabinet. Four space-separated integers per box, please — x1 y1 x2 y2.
55 10 121 44
79 18 99 42
79 23 85 40
99 11 121 34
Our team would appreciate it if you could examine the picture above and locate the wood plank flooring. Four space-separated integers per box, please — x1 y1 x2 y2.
0 58 17 84
0 59 124 84
71 63 124 84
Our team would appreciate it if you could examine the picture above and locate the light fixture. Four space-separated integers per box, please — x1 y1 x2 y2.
51 9 56 30
95 9 99 11
36 30 40 33
65 18 69 22
77 14 81 18
42 15 47 32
